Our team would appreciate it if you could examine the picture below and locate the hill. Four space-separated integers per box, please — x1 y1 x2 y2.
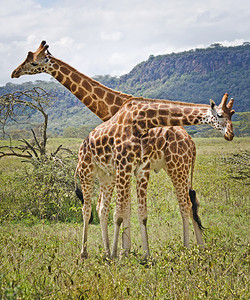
96 43 250 112
0 43 249 138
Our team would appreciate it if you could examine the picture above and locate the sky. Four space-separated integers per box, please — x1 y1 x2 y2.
1 0 250 86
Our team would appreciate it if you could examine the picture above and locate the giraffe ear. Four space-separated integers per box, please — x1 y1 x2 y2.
210 99 216 110
210 99 217 117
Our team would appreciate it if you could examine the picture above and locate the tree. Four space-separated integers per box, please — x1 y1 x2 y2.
0 88 85 222
0 87 69 163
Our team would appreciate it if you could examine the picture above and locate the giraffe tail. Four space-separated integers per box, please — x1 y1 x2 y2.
189 140 205 231
189 189 205 231
74 166 84 204
75 186 84 204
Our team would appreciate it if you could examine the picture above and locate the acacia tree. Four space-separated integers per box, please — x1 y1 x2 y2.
0 87 70 163
0 87 85 222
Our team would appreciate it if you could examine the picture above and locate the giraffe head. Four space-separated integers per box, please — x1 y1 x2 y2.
11 41 51 78
209 93 235 141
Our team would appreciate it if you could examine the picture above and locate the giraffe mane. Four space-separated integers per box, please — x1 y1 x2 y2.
121 96 210 108
48 56 133 99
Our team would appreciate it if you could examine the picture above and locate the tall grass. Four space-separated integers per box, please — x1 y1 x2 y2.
0 137 249 299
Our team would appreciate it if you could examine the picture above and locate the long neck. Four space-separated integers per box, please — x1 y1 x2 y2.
46 56 132 121
126 99 212 134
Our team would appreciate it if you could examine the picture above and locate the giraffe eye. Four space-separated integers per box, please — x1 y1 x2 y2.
31 62 38 66
217 113 223 118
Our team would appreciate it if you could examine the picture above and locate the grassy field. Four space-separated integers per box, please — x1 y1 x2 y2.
0 137 249 299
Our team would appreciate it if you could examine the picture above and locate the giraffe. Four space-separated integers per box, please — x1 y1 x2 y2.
80 126 202 258
11 41 235 257
75 94 234 258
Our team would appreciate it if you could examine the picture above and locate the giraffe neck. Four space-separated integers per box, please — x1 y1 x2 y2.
124 99 213 134
45 56 132 121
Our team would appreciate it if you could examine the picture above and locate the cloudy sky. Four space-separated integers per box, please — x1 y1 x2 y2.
1 0 250 86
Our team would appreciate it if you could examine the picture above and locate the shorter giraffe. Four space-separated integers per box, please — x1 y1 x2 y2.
76 94 235 258
89 126 203 258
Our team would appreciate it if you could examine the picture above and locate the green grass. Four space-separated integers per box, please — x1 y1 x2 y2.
0 137 249 299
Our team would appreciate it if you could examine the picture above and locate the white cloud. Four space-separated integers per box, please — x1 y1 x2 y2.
1 0 250 85
100 31 123 42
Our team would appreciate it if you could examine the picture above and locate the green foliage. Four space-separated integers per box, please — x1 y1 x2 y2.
0 137 249 298
0 152 79 222
232 112 250 137
221 151 250 182
0 223 249 299
0 138 104 224
63 124 98 139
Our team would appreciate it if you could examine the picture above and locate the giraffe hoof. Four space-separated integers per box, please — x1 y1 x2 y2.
80 251 88 259
111 252 118 259
119 249 129 258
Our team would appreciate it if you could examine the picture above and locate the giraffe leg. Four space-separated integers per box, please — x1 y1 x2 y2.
111 170 131 258
97 178 115 258
136 162 151 259
181 207 190 248
80 179 94 259
78 156 95 259
191 217 204 246
170 176 192 248
121 202 131 257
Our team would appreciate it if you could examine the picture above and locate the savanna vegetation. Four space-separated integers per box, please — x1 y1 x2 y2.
0 137 249 299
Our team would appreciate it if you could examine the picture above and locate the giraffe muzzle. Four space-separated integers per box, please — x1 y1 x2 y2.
11 70 20 78
224 132 234 141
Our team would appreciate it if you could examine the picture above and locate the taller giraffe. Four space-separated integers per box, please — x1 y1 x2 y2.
75 94 234 258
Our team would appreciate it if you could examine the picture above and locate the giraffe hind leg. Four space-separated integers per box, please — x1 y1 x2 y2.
97 180 115 258
136 163 151 259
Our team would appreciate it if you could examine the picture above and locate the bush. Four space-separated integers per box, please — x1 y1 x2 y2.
0 152 101 223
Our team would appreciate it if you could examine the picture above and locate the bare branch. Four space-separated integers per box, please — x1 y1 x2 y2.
51 145 63 157
31 128 42 152
19 139 39 158
0 145 32 159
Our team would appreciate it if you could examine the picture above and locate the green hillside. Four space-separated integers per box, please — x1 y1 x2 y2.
97 43 250 112
0 43 249 138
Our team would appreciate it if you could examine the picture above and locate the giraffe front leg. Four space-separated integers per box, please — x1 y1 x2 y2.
111 202 131 258
111 171 132 258
111 213 123 258
121 204 131 257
